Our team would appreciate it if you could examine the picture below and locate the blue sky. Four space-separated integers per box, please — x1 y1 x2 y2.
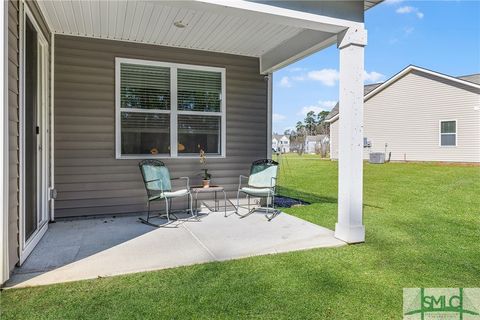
272 0 480 134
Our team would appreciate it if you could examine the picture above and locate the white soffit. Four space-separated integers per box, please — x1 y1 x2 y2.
37 0 312 57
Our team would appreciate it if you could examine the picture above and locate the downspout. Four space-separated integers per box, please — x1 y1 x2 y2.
49 33 55 221
267 73 272 159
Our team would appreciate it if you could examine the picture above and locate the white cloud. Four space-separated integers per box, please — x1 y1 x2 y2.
273 113 286 122
404 26 415 35
307 69 339 87
396 6 424 18
292 75 305 81
364 70 385 83
279 76 292 88
396 5 414 13
288 67 305 72
297 100 337 116
279 68 384 88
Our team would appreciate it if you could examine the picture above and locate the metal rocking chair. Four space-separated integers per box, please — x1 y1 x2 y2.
138 160 194 227
236 159 280 220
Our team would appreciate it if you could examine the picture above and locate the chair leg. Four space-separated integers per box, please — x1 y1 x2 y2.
165 198 170 222
266 195 270 218
266 193 278 221
146 200 151 222
236 190 241 214
189 193 195 218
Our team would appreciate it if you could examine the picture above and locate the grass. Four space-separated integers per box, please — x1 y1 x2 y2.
1 155 479 319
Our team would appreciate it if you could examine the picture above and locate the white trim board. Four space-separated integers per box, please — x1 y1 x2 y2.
115 57 227 160
1 0 10 285
365 65 480 102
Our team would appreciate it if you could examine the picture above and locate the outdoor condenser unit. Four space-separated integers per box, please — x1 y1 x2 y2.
369 152 386 164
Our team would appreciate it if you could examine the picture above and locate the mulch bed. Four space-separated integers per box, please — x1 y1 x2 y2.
274 195 310 208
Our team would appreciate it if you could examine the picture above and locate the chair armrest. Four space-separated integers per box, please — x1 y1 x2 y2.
172 177 190 190
238 175 249 190
270 177 277 191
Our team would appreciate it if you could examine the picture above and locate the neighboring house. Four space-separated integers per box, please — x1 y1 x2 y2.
272 135 290 153
1 0 381 285
327 66 480 163
304 135 329 154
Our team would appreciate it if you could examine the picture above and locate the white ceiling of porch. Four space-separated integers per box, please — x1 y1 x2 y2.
37 0 306 57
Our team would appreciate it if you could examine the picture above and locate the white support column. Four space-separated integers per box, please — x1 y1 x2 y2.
334 27 367 244
1 0 10 284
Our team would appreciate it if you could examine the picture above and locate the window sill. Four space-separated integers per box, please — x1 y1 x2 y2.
116 155 226 160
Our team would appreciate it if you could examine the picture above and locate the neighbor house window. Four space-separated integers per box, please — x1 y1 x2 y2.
116 58 225 159
440 120 456 147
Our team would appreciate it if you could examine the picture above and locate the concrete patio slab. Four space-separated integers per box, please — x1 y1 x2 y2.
6 209 345 288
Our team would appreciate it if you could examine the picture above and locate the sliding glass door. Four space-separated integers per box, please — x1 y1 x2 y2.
21 6 50 262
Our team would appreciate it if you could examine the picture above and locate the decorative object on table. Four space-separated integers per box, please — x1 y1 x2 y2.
199 149 211 188
150 148 158 155
236 159 279 220
138 159 194 227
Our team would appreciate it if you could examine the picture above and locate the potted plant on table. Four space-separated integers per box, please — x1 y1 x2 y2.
199 149 211 188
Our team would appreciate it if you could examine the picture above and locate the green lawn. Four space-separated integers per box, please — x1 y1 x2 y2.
2 155 479 319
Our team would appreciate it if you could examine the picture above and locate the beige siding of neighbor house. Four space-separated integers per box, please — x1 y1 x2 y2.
329 120 339 159
330 70 480 162
54 35 267 218
7 0 51 272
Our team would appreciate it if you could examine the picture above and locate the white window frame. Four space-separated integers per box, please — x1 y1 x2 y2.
439 119 457 147
115 57 226 159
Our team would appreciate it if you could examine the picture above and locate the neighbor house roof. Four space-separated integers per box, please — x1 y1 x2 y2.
324 83 381 122
458 74 480 85
273 134 289 141
305 135 328 142
325 66 480 123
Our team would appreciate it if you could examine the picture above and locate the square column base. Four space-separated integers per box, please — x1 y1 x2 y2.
334 223 365 244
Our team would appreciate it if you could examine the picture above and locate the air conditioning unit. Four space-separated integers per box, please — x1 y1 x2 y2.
369 152 385 164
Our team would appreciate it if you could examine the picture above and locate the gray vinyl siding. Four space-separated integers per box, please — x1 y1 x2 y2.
330 70 480 162
7 0 51 272
54 35 267 218
8 0 20 272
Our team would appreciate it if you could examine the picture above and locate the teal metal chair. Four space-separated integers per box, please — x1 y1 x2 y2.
139 160 193 227
236 159 279 220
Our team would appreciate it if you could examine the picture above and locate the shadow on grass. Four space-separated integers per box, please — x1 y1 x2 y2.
276 186 337 204
277 186 383 210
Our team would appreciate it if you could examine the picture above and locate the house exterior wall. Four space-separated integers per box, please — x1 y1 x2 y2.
305 141 317 154
279 137 290 153
7 0 20 272
272 138 278 151
54 35 267 218
7 0 51 272
330 71 480 162
330 120 339 159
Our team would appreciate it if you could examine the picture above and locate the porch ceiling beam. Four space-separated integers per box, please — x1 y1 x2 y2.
260 29 337 74
165 0 362 33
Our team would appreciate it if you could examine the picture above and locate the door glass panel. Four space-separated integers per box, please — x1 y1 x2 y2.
24 17 38 241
